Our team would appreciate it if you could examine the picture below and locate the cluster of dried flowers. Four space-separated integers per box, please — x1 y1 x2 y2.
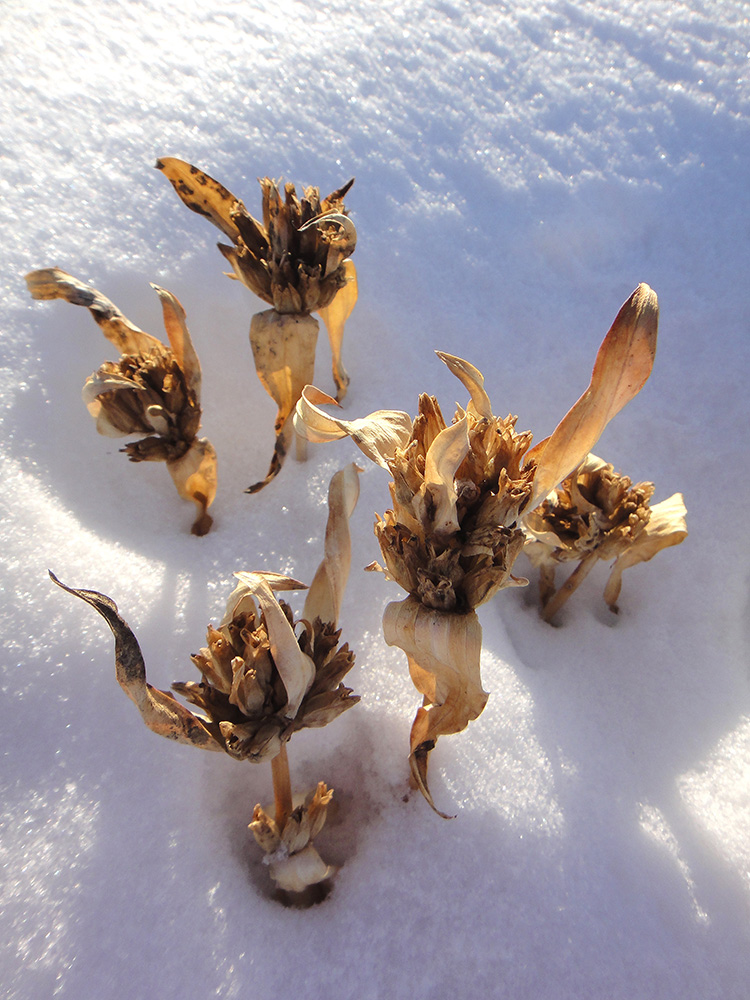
294 284 688 813
28 162 357 527
35 157 688 898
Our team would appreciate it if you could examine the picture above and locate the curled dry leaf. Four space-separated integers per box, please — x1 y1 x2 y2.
383 597 486 817
26 268 217 535
524 454 688 619
294 285 660 812
157 157 359 490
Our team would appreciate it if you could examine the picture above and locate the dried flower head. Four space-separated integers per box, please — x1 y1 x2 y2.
249 782 335 893
295 285 659 813
26 268 217 535
156 157 356 316
157 158 358 492
524 453 687 619
50 462 361 894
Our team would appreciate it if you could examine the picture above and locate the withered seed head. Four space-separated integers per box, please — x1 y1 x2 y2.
157 158 356 315
375 392 534 612
174 599 358 763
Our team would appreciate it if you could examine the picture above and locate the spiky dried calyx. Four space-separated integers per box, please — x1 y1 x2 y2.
26 268 217 535
156 157 356 316
524 454 687 618
249 782 336 893
174 598 358 762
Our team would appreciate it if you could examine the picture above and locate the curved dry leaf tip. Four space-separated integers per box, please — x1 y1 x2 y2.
435 352 494 420
149 283 201 393
48 571 221 751
294 385 412 468
155 156 242 243
26 268 162 356
528 283 659 510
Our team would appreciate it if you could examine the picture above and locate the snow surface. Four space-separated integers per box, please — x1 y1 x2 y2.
2 1 750 997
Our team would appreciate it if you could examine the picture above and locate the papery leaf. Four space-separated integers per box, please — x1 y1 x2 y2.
167 438 218 536
246 310 319 493
156 157 243 242
25 268 163 356
436 352 494 420
603 492 687 610
49 572 222 751
304 463 362 626
294 385 413 468
383 596 487 817
231 572 315 718
151 284 201 396
529 284 659 508
317 260 358 402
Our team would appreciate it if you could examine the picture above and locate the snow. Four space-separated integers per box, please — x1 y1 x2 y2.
2 0 750 997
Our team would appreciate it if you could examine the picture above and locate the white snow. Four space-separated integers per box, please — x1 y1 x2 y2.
2 1 749 997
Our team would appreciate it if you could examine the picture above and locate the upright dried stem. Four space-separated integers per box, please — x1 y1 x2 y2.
541 552 598 622
271 742 293 830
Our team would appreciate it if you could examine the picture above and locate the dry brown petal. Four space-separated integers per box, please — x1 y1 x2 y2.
603 492 687 611
249 804 281 853
382 596 487 816
155 157 243 242
294 385 413 467
528 284 659 508
303 463 362 627
49 573 223 752
232 572 316 719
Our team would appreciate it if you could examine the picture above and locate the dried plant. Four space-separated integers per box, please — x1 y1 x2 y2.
157 157 358 492
51 463 362 895
524 453 687 620
295 285 659 813
26 268 217 535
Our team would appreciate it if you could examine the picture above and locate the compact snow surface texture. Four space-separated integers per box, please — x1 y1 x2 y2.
2 2 750 998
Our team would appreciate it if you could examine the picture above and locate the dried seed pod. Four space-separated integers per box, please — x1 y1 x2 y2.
26 268 217 535
295 285 659 813
156 158 358 491
524 454 687 619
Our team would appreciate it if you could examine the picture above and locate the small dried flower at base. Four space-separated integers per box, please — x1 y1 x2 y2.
26 268 217 535
295 285 659 814
524 454 687 620
156 158 358 492
249 782 336 893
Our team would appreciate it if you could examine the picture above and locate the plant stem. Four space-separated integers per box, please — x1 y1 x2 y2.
542 553 598 623
271 742 293 830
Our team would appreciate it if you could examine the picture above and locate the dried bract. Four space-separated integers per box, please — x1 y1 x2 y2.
26 268 217 535
157 158 358 491
525 454 687 620
295 285 659 813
